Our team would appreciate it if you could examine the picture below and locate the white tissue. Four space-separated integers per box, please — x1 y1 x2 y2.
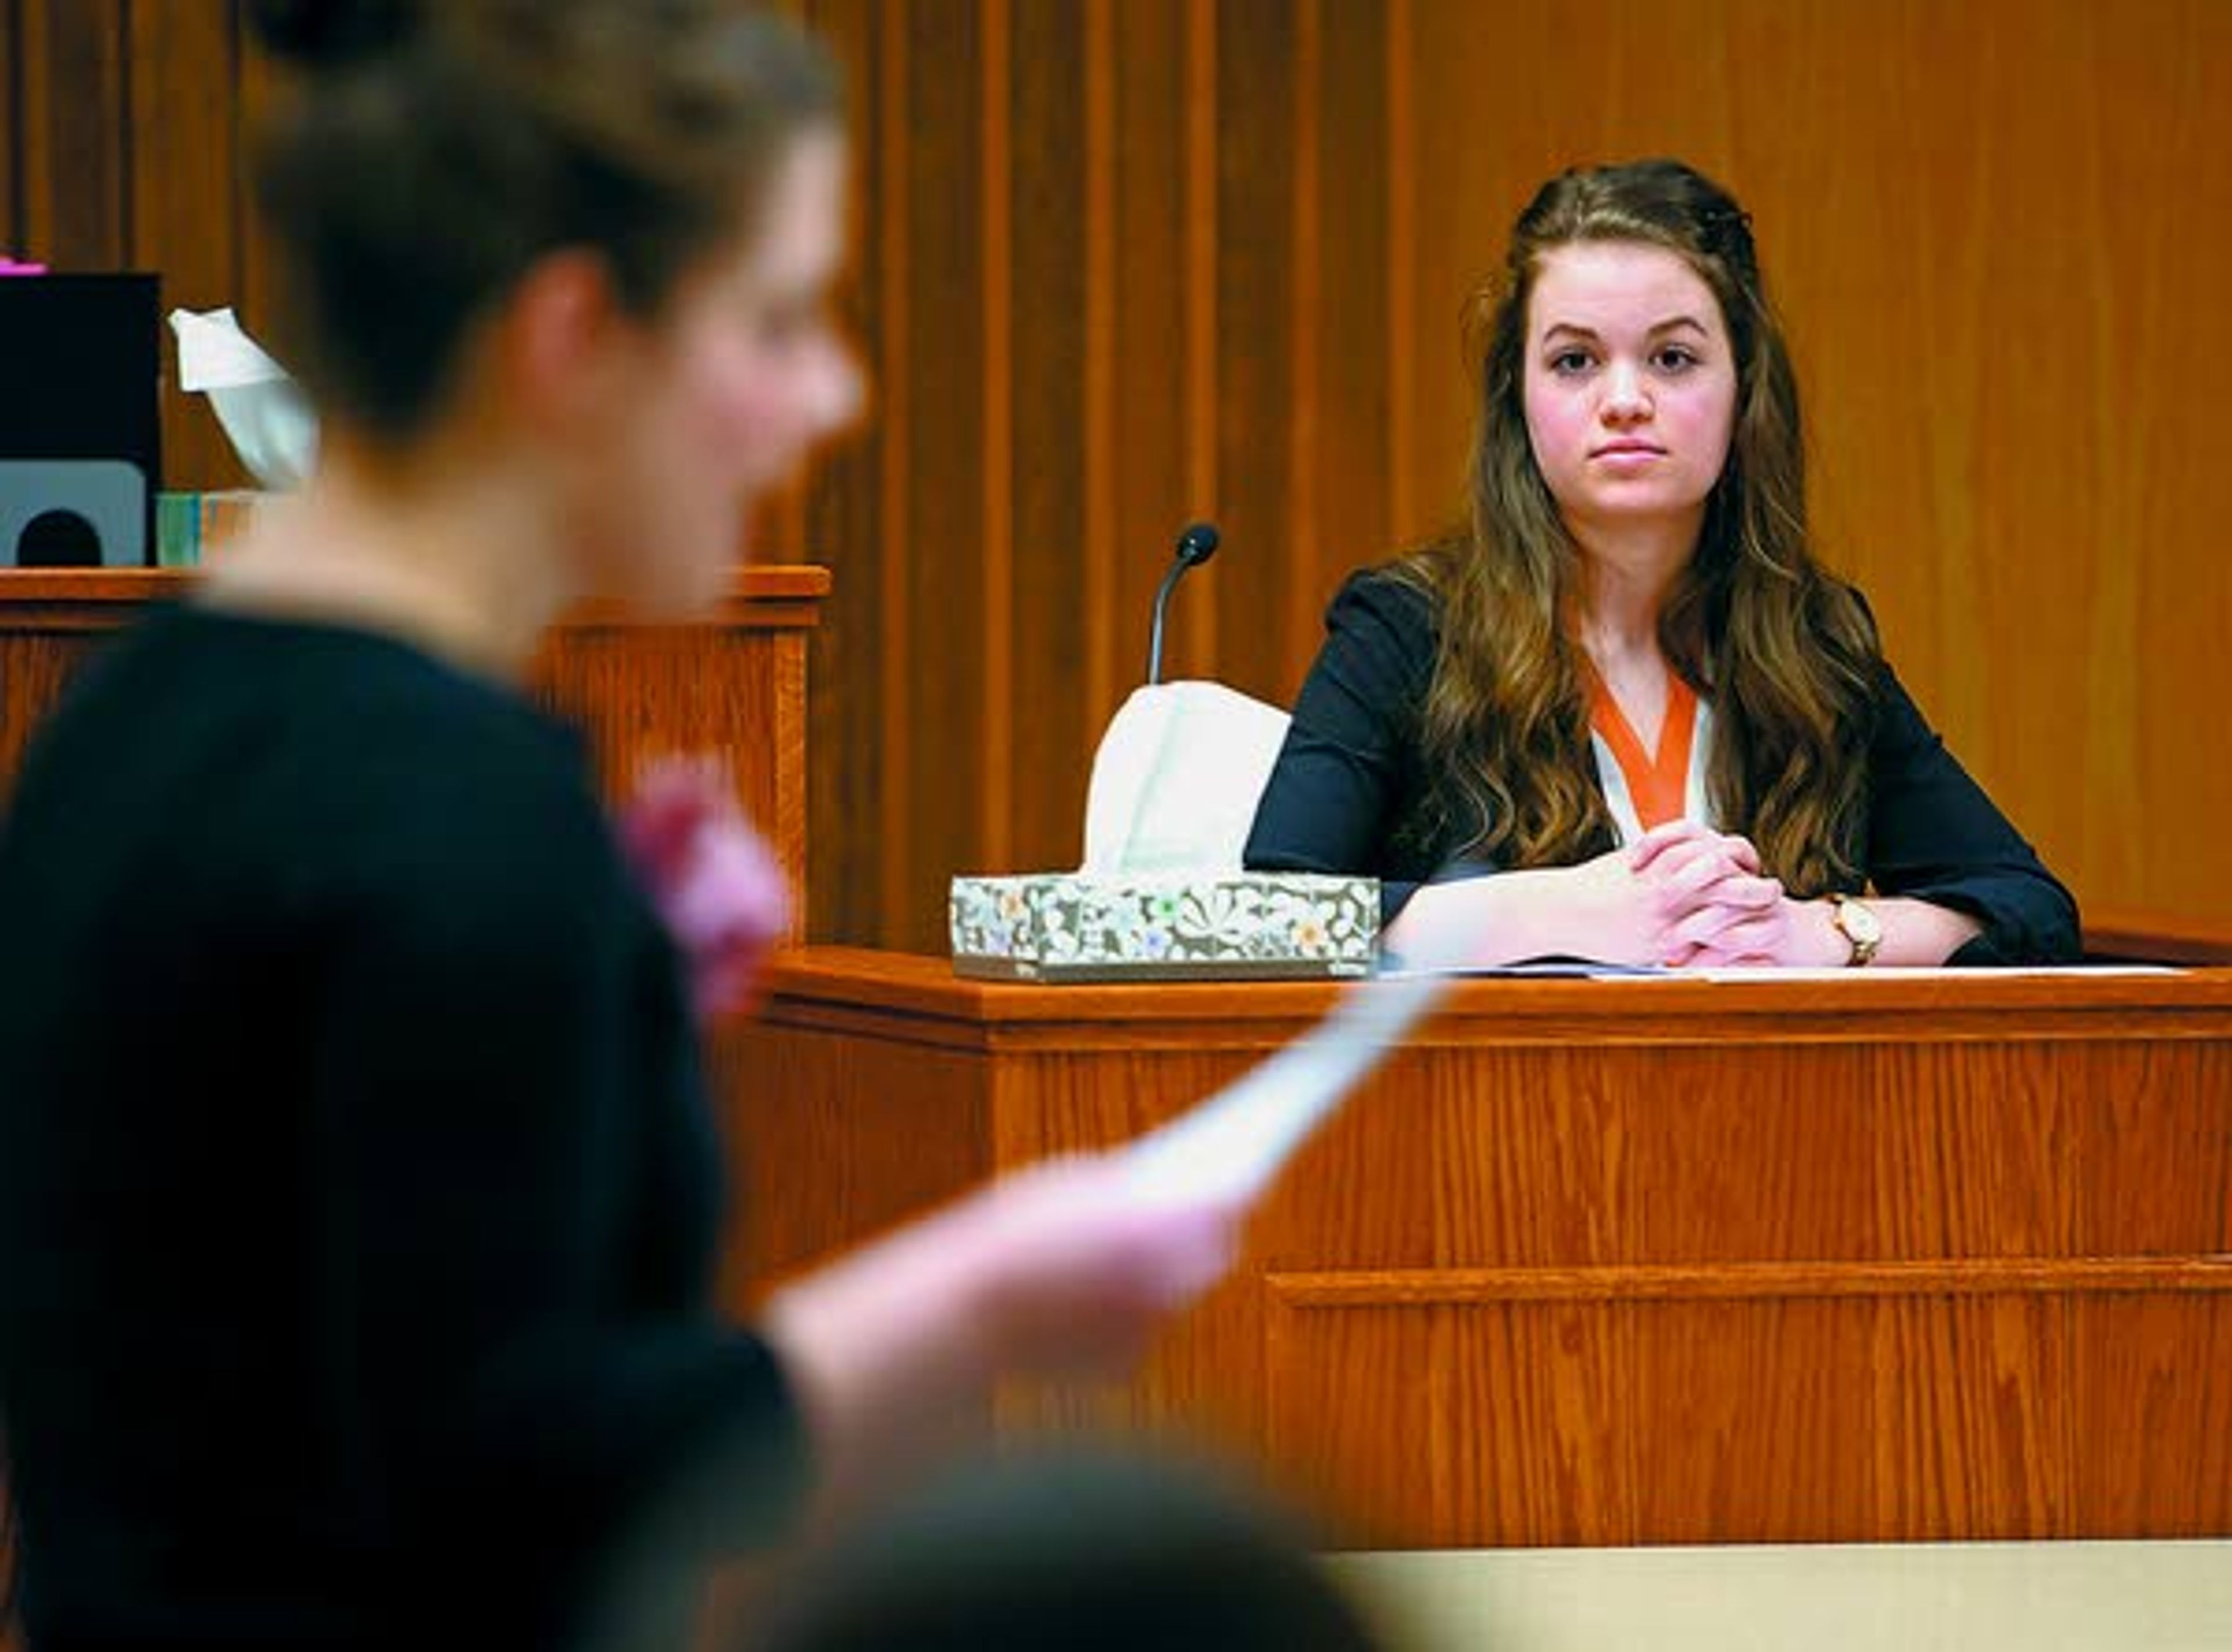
1081 682 1293 874
169 307 319 489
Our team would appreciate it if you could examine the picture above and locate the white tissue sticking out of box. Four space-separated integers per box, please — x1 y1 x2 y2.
1081 681 1293 874
169 307 319 489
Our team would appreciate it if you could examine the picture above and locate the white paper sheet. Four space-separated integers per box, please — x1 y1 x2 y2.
1121 970 1449 1207
1690 964 2179 982
1376 959 1670 980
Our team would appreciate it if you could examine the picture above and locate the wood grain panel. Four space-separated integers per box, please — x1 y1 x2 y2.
806 0 2232 946
711 1018 989 1303
986 1042 1276 1453
0 610 95 784
230 6 280 339
1005 0 1093 873
0 570 829 928
536 623 814 919
2084 907 2232 967
892 0 990 948
797 0 891 948
1105 0 1200 684
731 949 2232 1546
1 0 19 248
1308 0 1393 639
2070 1292 2232 1535
7 2 2228 945
1259 1291 2142 1546
1210 0 1298 706
124 0 245 494
13 0 126 269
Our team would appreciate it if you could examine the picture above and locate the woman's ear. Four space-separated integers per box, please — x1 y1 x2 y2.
495 249 640 439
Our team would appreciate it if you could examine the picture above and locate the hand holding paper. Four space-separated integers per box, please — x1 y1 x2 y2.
761 968 1445 1516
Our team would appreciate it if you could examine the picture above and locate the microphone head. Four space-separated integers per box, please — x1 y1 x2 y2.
1174 521 1221 567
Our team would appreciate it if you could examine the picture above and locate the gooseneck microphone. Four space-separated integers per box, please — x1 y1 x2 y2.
1144 521 1220 685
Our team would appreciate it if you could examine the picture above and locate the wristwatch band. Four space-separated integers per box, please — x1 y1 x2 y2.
1829 894 1882 968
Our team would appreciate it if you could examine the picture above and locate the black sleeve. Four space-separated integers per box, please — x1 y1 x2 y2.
1244 571 1439 920
308 764 806 1605
1863 664 2083 964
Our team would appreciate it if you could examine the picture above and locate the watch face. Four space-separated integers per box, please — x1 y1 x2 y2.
1842 899 1883 945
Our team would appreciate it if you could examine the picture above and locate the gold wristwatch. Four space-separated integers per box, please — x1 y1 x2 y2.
1829 893 1883 967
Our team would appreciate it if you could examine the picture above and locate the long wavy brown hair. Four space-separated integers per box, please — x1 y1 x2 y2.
1396 159 1880 896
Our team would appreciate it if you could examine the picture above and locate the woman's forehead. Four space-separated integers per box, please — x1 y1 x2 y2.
1528 242 1723 339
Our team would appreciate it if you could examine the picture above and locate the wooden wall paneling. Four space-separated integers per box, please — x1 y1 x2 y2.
892 0 996 955
2114 1 2232 922
1005 0 1092 876
1308 0 1393 615
1395 2 1528 548
1075 0 1116 725
870 0 917 950
126 0 248 495
10 2 2232 941
233 6 281 343
749 2 814 564
1827 0 2227 926
1277 0 1321 691
1210 0 1299 706
1179 0 1219 678
535 621 813 917
977 0 1014 877
1880 6 2105 916
437 0 2232 943
1104 0 1201 689
800 0 891 947
13 0 127 269
2 0 19 249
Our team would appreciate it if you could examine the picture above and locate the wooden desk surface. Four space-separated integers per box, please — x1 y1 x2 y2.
723 947 2232 1549
753 944 2232 1047
0 564 831 628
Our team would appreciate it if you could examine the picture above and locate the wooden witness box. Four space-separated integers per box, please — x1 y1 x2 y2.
0 566 828 928
724 947 2232 1549
7 566 2232 1564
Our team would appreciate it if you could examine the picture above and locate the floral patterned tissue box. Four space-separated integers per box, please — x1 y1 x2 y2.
950 873 1379 981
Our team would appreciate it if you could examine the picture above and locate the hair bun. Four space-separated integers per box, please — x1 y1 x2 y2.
247 0 418 70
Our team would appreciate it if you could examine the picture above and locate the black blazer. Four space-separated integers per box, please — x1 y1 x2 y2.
1244 570 2082 965
0 609 804 1650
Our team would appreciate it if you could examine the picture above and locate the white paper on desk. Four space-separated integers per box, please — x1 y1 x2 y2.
1377 959 1670 980
1122 970 1448 1208
1692 964 2180 982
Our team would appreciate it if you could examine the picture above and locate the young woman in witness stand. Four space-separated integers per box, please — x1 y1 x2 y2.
0 5 1240 1649
1246 159 2079 971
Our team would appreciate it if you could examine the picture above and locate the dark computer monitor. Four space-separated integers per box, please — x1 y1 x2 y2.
0 273 162 568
